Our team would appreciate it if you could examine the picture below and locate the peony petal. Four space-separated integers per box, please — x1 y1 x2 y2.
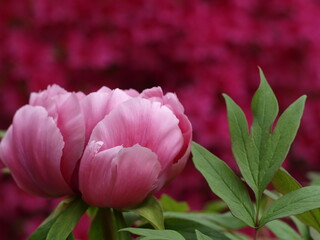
79 143 161 208
79 141 121 207
1 106 71 197
80 92 111 142
90 98 184 170
0 126 50 196
54 93 86 186
29 84 68 119
109 144 161 208
81 88 132 142
140 87 164 100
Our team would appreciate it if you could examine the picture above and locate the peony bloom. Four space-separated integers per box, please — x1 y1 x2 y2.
0 85 192 208
79 87 192 208
0 85 86 197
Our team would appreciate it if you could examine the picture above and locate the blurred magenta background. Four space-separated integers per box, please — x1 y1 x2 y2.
1 0 320 239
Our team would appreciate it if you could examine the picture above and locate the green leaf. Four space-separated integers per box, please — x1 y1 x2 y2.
66 234 74 240
291 217 312 240
263 95 306 191
28 216 58 240
223 94 257 194
224 233 250 240
192 142 255 227
159 194 189 212
87 206 98 219
203 200 228 213
164 212 246 231
121 228 186 240
249 69 278 197
0 130 6 138
127 196 164 230
163 212 231 240
195 230 213 240
46 198 88 240
266 220 303 240
223 70 306 199
28 197 80 240
259 186 320 227
272 168 320 232
1 168 10 174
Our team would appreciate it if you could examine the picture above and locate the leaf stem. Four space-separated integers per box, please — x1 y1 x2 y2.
112 209 131 240
254 197 261 240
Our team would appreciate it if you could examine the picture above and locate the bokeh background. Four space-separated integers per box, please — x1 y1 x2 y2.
1 0 320 239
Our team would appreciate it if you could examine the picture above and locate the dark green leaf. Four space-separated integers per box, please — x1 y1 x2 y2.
159 194 189 212
192 142 255 227
260 186 320 227
127 196 164 230
46 198 88 240
121 228 185 240
272 168 320 232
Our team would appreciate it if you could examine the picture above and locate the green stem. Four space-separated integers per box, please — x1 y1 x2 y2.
254 197 261 240
112 209 131 240
89 208 116 240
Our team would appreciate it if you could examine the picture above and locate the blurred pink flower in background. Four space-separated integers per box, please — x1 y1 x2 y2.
1 0 320 239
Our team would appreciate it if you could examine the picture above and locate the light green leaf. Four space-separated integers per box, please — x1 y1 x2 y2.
266 220 303 240
272 168 320 232
46 198 88 240
260 186 320 227
159 194 189 212
195 230 213 240
121 228 185 240
127 196 164 230
192 142 255 227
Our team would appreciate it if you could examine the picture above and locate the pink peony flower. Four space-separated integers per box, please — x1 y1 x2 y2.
0 85 192 209
79 87 192 208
